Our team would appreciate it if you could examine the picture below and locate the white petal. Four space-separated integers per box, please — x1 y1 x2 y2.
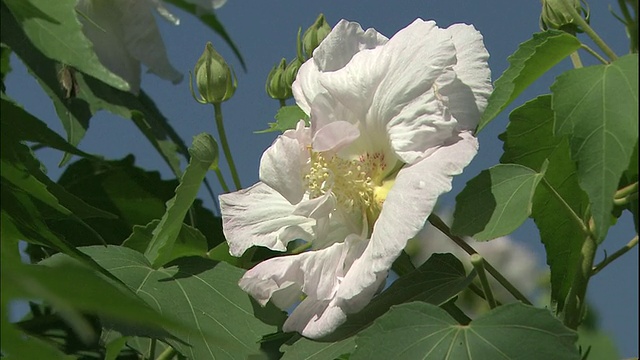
312 121 360 153
292 20 387 115
220 182 315 256
337 132 479 304
438 24 492 131
259 124 310 204
121 0 183 84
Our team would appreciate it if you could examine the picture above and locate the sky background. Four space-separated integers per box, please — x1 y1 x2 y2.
5 0 638 357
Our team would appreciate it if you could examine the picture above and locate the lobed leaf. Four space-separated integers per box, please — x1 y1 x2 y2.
478 30 580 132
552 54 639 241
82 245 277 359
452 164 546 240
351 302 580 360
256 105 309 133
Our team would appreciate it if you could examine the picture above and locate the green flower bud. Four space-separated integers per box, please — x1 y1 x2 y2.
265 58 291 100
190 42 236 104
302 14 331 59
284 57 303 91
540 0 590 33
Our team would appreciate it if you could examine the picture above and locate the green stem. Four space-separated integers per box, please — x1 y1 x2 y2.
541 178 592 237
569 51 583 68
427 215 533 305
214 168 230 193
148 338 156 360
213 103 242 190
580 44 609 64
563 233 598 329
591 235 638 276
279 99 287 108
468 282 503 307
614 181 638 199
560 0 619 61
470 254 497 309
156 345 177 360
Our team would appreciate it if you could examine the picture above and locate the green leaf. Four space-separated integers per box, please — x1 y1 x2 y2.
281 254 474 358
124 220 208 263
82 245 277 359
2 0 129 90
452 164 546 240
7 256 185 340
1 95 95 160
478 31 581 132
49 156 223 248
164 0 246 71
281 337 356 360
552 54 639 241
256 105 309 133
1 43 11 86
145 134 218 268
1 8 186 171
500 95 588 311
351 302 580 360
577 327 619 360
324 253 473 341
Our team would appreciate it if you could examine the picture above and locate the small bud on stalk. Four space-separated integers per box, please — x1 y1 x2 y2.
302 14 331 59
540 0 590 34
190 42 236 104
265 58 291 100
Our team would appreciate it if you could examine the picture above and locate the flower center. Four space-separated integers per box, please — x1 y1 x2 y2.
304 150 389 218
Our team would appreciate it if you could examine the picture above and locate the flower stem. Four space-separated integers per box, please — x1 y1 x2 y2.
563 230 598 329
559 0 619 61
470 254 497 309
213 103 242 190
613 181 638 206
569 51 583 68
156 345 177 360
591 235 639 276
214 168 230 193
279 99 287 108
427 214 533 305
580 44 609 65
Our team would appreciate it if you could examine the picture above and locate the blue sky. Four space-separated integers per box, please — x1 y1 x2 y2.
5 0 638 356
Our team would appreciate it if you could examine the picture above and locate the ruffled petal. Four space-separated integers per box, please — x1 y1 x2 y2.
259 122 310 204
292 20 387 114
120 0 183 84
337 132 479 304
438 24 492 131
220 182 315 256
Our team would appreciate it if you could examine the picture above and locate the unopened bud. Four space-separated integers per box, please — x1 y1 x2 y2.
284 57 303 91
540 0 590 33
302 14 331 59
265 58 291 100
190 42 236 104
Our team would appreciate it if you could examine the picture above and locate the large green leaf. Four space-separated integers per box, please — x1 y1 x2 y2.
501 96 588 311
49 156 223 248
9 256 186 339
144 134 218 268
281 337 356 360
1 6 186 171
478 30 580 132
281 254 474 359
552 54 638 241
1 95 95 160
82 245 278 359
452 164 546 240
2 0 128 90
351 302 580 360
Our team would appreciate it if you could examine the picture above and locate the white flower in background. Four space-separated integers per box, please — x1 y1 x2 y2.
220 19 492 338
75 0 226 94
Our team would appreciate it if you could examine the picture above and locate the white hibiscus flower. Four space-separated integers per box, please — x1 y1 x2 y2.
220 18 492 338
75 0 226 94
